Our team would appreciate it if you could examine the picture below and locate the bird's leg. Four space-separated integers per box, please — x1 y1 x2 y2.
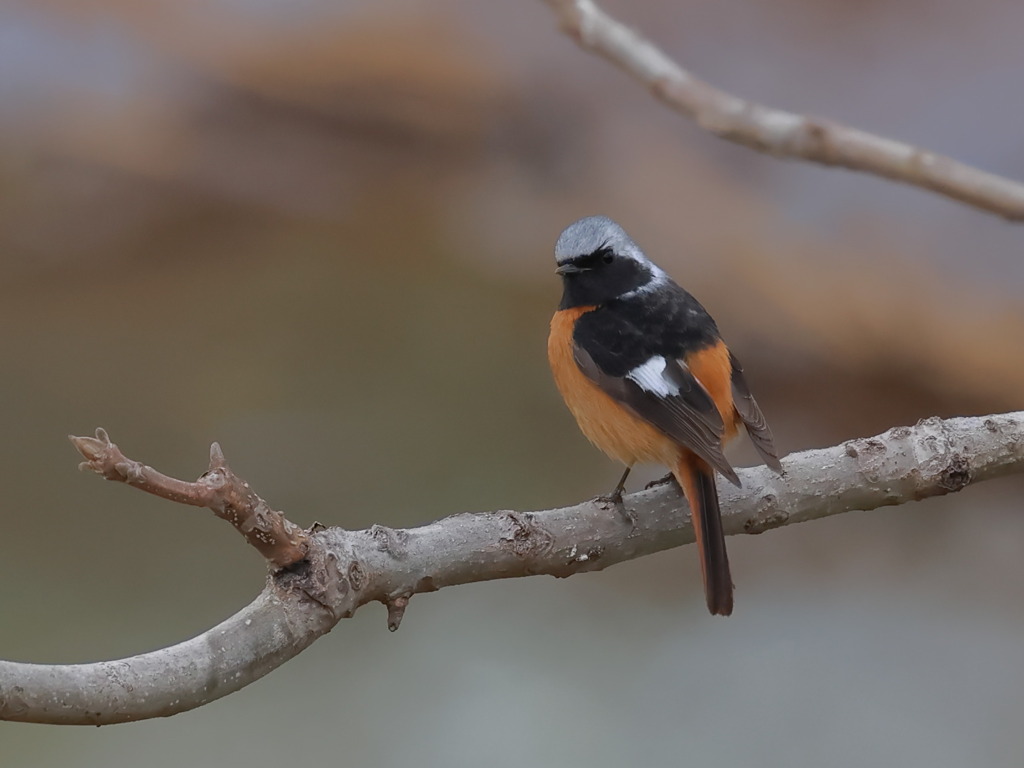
595 467 639 528
596 466 631 506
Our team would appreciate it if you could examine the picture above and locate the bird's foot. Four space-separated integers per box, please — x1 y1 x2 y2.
644 472 676 490
594 490 638 529
593 466 637 528
594 489 623 508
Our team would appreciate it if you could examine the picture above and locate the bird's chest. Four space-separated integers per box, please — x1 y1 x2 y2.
548 308 678 466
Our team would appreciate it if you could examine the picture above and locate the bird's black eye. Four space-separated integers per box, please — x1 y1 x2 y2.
597 247 614 264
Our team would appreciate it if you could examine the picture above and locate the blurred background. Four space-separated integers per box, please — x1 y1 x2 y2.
2 0 1023 765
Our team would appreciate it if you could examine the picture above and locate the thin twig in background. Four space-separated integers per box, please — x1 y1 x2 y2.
2 412 1022 725
542 0 1024 221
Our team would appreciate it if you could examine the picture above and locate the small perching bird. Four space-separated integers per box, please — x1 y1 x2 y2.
547 216 782 615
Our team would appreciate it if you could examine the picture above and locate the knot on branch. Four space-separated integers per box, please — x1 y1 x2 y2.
939 454 972 492
839 416 980 502
565 543 605 571
271 542 359 620
370 524 409 559
499 512 554 561
742 494 789 534
843 437 886 460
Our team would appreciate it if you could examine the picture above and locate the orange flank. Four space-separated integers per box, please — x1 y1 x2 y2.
682 340 740 439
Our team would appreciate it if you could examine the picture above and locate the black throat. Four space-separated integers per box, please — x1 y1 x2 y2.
557 255 654 310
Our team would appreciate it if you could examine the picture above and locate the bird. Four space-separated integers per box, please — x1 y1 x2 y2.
547 216 782 615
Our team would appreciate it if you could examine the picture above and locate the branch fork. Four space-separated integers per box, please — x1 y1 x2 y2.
70 428 309 568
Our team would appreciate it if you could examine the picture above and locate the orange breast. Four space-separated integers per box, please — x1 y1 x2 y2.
548 307 681 467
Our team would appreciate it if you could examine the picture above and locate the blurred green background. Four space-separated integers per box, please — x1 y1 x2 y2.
2 1 1024 766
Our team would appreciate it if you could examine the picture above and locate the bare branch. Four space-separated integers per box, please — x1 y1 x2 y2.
3 413 1022 725
0 588 334 725
542 0 1024 221
70 428 309 568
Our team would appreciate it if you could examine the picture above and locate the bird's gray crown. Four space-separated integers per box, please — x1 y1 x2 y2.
554 216 649 265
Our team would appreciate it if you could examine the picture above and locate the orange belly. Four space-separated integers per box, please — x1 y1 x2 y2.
548 307 740 466
548 307 681 467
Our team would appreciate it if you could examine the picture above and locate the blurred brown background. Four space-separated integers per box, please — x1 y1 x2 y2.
2 0 1023 765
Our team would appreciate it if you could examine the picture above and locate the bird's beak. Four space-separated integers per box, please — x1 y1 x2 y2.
555 263 588 275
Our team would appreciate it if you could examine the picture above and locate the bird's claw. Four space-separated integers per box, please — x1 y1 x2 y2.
595 490 624 507
594 492 638 529
644 472 676 490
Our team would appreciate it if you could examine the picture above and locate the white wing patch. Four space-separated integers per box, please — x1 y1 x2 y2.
626 356 679 397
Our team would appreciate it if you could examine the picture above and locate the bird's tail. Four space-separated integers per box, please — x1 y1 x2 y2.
675 455 734 616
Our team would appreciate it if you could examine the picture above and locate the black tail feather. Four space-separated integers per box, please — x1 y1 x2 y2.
693 466 734 616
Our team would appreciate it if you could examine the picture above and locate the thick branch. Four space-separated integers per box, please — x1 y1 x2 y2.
542 0 1024 221
2 413 1022 725
0 587 334 726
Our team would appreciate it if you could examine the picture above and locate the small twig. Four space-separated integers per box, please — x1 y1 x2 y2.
385 594 411 632
542 0 1024 221
70 428 309 568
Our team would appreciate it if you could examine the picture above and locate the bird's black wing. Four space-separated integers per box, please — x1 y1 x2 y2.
728 350 783 472
572 300 740 485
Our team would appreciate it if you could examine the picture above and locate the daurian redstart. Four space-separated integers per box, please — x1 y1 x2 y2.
548 216 782 616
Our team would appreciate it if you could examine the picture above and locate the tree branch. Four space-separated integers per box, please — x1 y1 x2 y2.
70 428 309 568
2 413 1022 724
541 0 1024 221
